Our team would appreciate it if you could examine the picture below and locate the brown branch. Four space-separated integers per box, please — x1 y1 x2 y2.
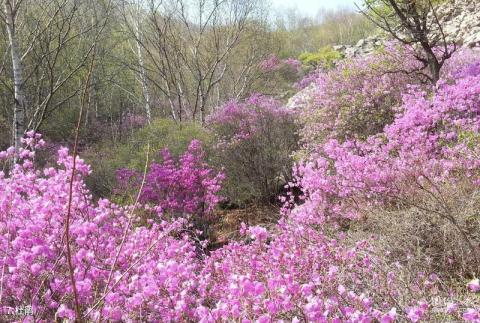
96 143 150 322
64 47 96 323
62 0 115 314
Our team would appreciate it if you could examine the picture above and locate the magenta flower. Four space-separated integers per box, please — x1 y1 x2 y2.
463 308 480 322
467 279 480 293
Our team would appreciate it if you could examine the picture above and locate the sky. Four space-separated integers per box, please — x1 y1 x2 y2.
271 0 357 17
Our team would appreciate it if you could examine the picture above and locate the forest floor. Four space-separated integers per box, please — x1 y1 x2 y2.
209 205 279 250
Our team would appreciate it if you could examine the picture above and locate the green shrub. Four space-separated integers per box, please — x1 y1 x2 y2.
298 46 342 68
84 118 212 199
208 95 299 206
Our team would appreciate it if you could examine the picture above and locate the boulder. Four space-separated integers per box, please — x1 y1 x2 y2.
332 0 480 59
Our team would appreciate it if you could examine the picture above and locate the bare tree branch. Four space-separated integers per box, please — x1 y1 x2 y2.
356 0 456 84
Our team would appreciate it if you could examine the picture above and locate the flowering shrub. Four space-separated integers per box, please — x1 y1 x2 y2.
291 54 480 225
115 139 224 217
442 48 480 80
1 47 480 322
259 54 301 73
283 53 480 301
206 53 480 317
84 118 211 198
257 55 304 97
208 94 299 205
296 42 425 150
259 54 282 72
0 133 202 321
0 131 479 321
195 218 480 322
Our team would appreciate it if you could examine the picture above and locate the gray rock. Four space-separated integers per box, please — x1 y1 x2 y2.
330 0 479 60
356 39 365 48
464 27 480 47
345 47 357 58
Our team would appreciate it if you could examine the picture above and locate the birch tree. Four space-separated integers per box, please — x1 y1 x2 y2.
121 0 268 124
2 0 26 153
0 0 112 151
126 0 152 124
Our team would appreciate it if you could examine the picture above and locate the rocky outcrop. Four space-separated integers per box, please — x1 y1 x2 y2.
435 0 480 48
333 0 480 59
287 1 480 109
333 36 384 59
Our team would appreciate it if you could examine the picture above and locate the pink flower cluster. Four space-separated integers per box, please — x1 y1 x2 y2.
0 132 478 322
196 218 480 322
259 54 302 72
290 50 480 225
297 42 426 148
208 93 295 150
198 223 394 321
116 139 224 217
0 133 202 321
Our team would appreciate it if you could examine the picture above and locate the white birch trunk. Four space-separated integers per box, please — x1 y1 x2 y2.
134 15 151 125
4 0 26 154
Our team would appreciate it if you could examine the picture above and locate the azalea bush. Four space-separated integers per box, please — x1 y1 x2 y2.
259 54 302 73
255 54 305 98
0 130 478 321
115 140 224 238
296 42 425 151
288 52 480 279
208 94 299 205
292 54 480 223
1 45 480 323
84 118 212 198
0 134 480 322
0 133 202 321
196 220 479 322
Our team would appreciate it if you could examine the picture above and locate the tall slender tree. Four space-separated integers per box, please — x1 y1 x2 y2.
0 0 112 152
121 0 269 124
2 0 26 154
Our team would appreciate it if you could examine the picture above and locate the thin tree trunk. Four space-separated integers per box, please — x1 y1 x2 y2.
134 16 151 124
199 91 206 125
4 0 26 154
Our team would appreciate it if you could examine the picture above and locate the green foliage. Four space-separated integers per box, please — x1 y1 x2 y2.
361 0 447 41
364 0 446 13
84 118 212 198
125 119 212 166
298 46 342 68
273 8 376 58
458 129 480 150
208 96 299 206
0 116 10 151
